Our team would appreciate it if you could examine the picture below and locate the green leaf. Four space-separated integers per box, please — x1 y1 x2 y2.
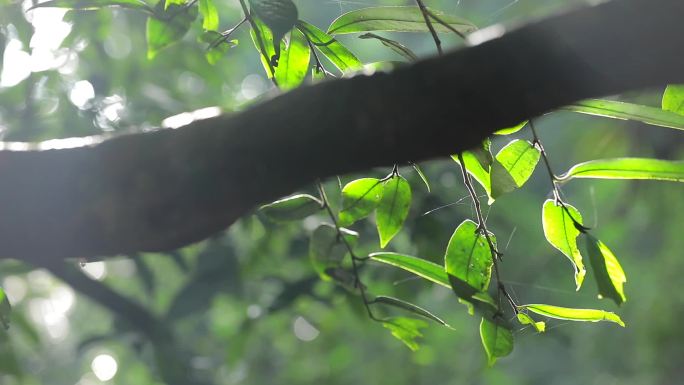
444 219 493 293
542 200 586 290
581 234 627 305
490 140 540 199
249 0 298 62
519 304 625 327
471 139 493 170
411 163 431 192
259 194 323 222
296 21 363 73
275 29 311 90
199 0 219 31
372 296 450 327
339 178 383 227
250 17 277 78
369 252 450 287
327 6 476 35
0 287 12 330
452 150 493 201
662 84 684 115
381 317 428 351
200 31 238 65
516 313 545 333
559 158 684 182
376 176 412 248
480 318 513 366
359 33 417 61
309 224 358 279
494 121 527 135
146 2 198 59
564 99 684 130
28 0 151 11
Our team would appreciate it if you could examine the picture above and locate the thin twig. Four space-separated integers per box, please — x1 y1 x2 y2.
414 0 443 55
208 18 247 50
426 9 467 40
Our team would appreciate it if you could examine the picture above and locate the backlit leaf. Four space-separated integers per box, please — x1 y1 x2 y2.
542 200 586 290
494 121 527 135
372 296 450 327
516 313 545 333
480 318 513 366
565 99 684 130
339 178 383 226
297 21 362 73
359 33 417 61
559 158 684 182
369 252 449 287
259 194 323 222
519 304 625 327
581 233 627 305
381 317 428 351
376 176 412 248
444 220 493 293
199 0 219 31
662 84 684 115
146 2 198 59
328 6 476 35
275 29 311 90
310 224 358 279
0 288 11 330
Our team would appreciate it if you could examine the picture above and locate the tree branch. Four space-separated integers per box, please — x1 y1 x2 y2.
0 0 682 261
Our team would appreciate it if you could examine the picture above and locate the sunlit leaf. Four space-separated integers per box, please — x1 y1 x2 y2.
411 163 431 192
146 2 198 59
444 219 493 293
275 29 311 90
581 233 627 305
564 99 684 130
339 178 383 226
259 194 323 222
328 6 476 35
376 176 412 248
662 84 684 115
494 121 527 135
359 33 417 61
250 17 277 78
199 0 219 31
516 313 545 333
28 0 151 11
480 318 513 366
372 296 450 327
559 158 684 182
0 288 11 330
542 200 586 290
381 316 428 351
490 139 540 199
369 252 449 287
309 224 358 279
200 31 238 65
452 149 493 202
296 21 362 73
519 304 625 327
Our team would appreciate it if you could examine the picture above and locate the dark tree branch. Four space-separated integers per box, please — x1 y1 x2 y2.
0 0 682 262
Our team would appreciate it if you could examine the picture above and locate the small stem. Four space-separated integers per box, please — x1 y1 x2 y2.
426 9 467 40
208 18 247 50
414 0 443 55
316 181 381 322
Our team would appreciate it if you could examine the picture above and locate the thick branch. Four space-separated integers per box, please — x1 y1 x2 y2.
0 0 682 261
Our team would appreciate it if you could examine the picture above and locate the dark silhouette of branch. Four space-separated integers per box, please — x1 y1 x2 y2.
0 0 681 262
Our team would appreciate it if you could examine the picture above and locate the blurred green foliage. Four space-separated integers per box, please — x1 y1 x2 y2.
0 0 683 384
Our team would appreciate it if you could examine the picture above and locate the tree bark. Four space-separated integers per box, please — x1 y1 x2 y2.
0 0 682 262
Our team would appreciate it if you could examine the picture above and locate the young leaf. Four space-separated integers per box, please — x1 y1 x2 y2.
411 163 431 192
519 304 625 327
564 99 684 130
275 29 311 90
371 296 450 327
339 178 383 226
369 252 450 287
581 234 627 305
471 139 493 170
494 139 540 188
662 84 684 115
381 317 428 351
516 313 545 333
480 318 513 366
296 21 362 73
0 287 11 330
376 176 412 248
259 194 323 222
200 31 238 65
327 6 476 35
359 33 417 61
309 224 358 279
542 200 586 290
444 219 494 293
249 0 298 66
452 149 493 202
28 0 151 11
199 0 219 31
146 2 198 59
250 17 277 78
494 121 527 136
558 158 684 182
